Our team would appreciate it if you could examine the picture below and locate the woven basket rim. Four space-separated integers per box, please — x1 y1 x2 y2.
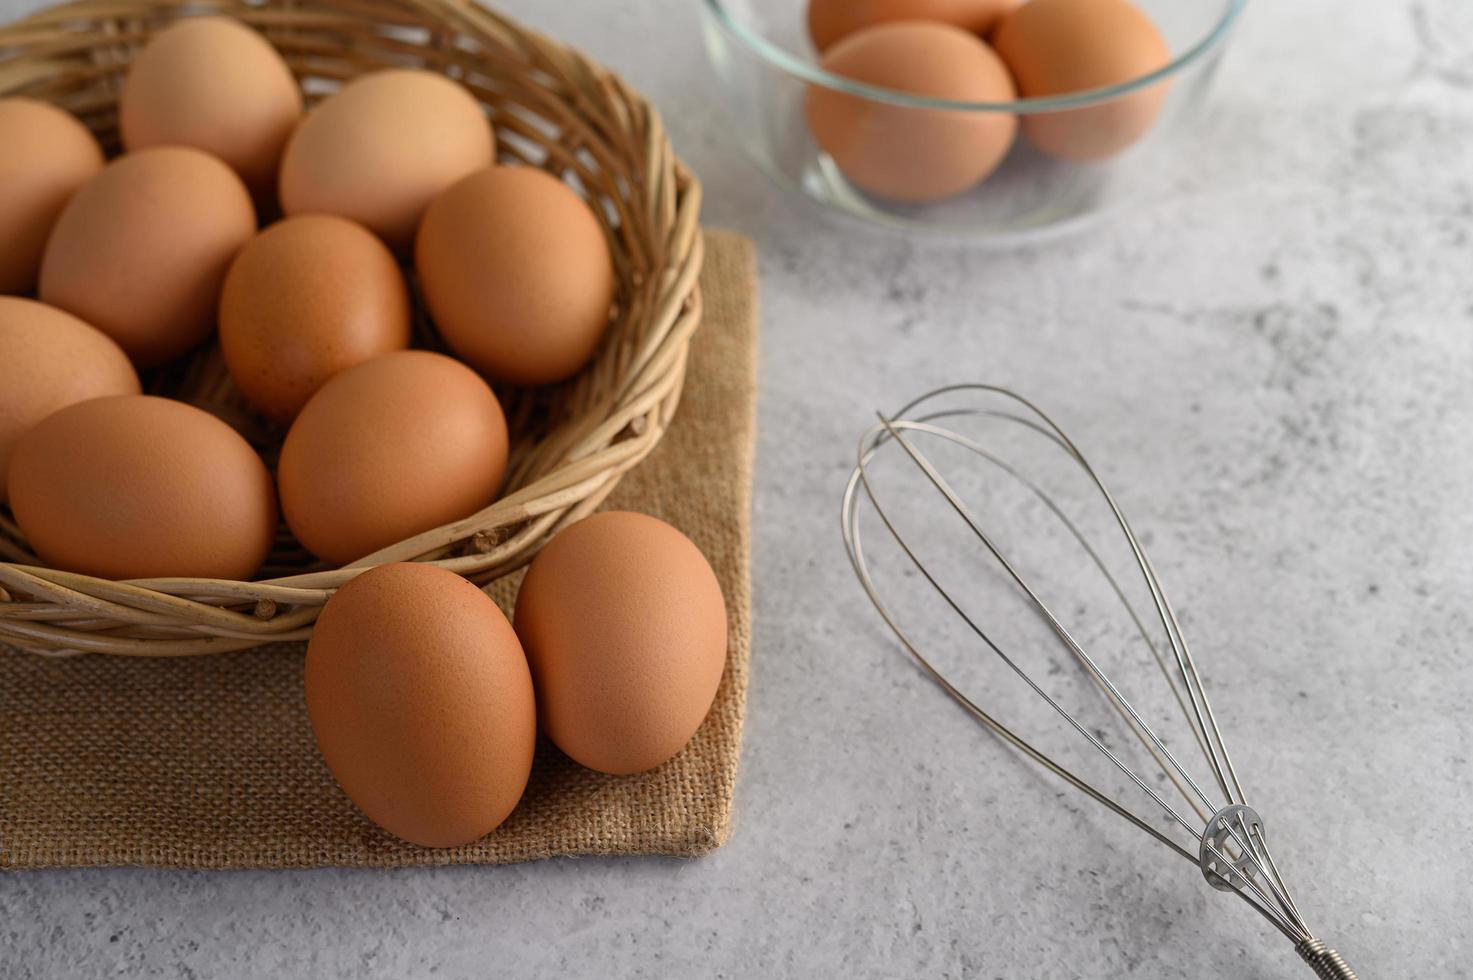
0 0 704 656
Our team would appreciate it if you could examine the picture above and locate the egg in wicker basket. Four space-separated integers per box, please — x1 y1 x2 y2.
0 0 704 657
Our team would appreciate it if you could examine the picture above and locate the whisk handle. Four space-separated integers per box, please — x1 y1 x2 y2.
1296 938 1359 979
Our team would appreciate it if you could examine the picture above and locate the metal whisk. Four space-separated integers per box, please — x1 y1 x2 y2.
840 384 1359 979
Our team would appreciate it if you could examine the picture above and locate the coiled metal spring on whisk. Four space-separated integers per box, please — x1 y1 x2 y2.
840 384 1359 979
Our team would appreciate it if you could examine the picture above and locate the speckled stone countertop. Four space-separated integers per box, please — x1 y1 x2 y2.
3 0 1470 976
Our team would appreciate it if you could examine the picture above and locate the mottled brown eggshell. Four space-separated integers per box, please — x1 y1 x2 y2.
805 21 1017 203
220 214 411 423
277 350 509 566
38 146 256 367
807 0 1025 52
415 166 615 385
993 0 1172 161
120 16 303 196
9 395 277 581
278 69 494 252
306 562 536 848
0 297 140 502
513 511 728 775
0 98 104 295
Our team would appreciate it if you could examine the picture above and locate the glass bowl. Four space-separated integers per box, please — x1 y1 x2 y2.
698 0 1245 238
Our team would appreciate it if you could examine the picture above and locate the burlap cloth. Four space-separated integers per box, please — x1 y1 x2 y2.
0 229 757 870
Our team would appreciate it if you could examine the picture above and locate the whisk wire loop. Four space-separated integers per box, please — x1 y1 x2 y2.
851 415 1303 943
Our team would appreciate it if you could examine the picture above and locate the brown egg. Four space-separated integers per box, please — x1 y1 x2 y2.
279 69 494 252
993 0 1172 161
808 0 1025 52
39 146 255 368
513 512 728 775
220 215 411 423
416 166 614 385
306 562 536 848
0 298 140 502
278 350 509 566
805 21 1017 203
0 98 104 295
9 395 277 580
120 17 302 196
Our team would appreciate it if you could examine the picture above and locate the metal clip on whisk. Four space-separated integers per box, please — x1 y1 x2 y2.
840 384 1359 980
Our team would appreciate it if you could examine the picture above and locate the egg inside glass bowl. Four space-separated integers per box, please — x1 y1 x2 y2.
698 0 1245 238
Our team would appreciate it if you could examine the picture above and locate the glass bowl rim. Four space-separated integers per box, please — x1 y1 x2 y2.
699 0 1247 112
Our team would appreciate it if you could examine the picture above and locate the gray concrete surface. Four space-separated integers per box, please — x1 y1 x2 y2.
4 0 1471 976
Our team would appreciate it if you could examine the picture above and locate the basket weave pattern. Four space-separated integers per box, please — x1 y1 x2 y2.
0 0 704 657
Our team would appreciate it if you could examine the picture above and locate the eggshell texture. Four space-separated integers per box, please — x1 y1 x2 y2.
306 562 536 848
993 0 1172 161
0 298 140 502
0 98 104 295
120 17 303 195
39 146 256 367
220 214 411 423
805 22 1017 203
416 167 614 385
513 512 728 775
279 69 494 252
807 0 1024 52
9 395 277 581
278 350 509 566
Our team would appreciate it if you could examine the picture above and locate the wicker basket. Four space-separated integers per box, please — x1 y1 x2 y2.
0 0 704 657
